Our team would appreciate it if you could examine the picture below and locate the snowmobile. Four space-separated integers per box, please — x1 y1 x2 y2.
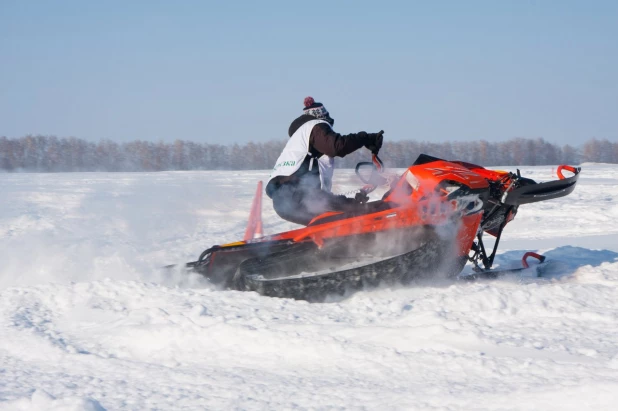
184 154 580 302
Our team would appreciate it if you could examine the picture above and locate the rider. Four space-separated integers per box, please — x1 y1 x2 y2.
265 96 384 225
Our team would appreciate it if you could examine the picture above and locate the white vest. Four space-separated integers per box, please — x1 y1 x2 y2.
269 119 335 192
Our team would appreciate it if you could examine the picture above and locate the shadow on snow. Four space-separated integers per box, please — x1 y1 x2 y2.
491 245 618 280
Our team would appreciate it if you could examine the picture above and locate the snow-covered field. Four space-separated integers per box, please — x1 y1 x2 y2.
1 164 617 410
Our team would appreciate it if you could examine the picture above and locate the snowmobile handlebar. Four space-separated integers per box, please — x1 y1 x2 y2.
355 154 386 186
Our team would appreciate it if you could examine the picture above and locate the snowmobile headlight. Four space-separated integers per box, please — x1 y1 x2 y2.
405 171 420 191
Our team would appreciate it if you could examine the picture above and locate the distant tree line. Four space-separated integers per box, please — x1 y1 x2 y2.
0 135 616 172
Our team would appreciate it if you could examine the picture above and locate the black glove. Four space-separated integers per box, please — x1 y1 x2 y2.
364 130 384 154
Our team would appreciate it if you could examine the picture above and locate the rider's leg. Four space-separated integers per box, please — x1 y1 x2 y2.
270 184 316 225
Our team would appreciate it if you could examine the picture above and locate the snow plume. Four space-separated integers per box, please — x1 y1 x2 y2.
376 171 475 280
0 170 271 290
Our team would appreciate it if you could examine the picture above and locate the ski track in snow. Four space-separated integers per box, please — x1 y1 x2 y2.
1 165 617 410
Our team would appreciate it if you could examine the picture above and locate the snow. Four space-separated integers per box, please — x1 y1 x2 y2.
1 165 617 410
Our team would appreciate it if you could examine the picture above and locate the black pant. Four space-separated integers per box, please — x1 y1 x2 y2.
270 183 367 225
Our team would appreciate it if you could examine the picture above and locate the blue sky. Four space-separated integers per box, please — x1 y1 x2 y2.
1 0 616 145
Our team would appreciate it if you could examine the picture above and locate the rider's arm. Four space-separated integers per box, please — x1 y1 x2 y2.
309 124 371 158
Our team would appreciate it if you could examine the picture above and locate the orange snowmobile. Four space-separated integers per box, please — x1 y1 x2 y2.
186 154 580 301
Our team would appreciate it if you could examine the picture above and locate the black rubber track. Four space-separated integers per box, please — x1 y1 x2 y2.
233 236 465 302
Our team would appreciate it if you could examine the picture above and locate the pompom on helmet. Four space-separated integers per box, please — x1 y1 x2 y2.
303 96 334 126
